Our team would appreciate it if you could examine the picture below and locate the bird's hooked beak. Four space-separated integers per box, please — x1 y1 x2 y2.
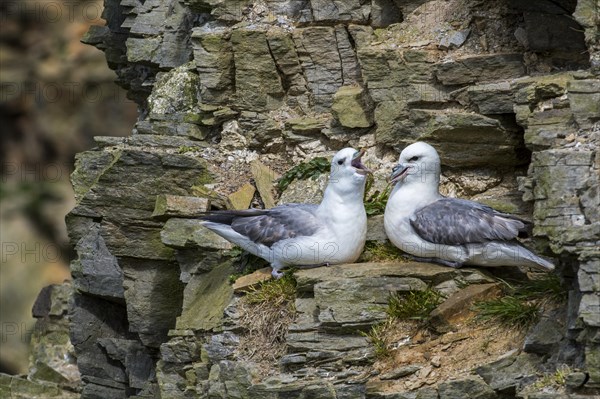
351 149 372 175
389 163 409 185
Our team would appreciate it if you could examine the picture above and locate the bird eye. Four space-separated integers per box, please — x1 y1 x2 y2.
337 159 344 165
408 156 419 162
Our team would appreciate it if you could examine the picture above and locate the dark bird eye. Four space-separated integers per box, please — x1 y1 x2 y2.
337 159 344 165
409 156 419 162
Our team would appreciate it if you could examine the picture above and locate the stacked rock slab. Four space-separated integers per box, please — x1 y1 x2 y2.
0 283 79 398
66 137 213 397
61 0 600 398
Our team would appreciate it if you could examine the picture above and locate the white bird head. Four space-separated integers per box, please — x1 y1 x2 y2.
389 142 441 188
328 147 371 192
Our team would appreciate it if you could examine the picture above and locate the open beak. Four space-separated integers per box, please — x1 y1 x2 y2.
389 163 409 185
351 149 372 175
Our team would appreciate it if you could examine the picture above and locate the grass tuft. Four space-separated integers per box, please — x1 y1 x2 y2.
387 289 444 322
245 273 297 308
517 274 567 303
360 318 395 359
529 365 571 392
473 296 540 329
359 241 408 262
473 273 566 329
236 273 297 366
361 289 443 360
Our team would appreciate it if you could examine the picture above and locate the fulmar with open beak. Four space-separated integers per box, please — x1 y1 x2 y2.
200 148 372 278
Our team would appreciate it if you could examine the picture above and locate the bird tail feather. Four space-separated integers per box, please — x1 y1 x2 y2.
532 255 555 271
197 209 266 225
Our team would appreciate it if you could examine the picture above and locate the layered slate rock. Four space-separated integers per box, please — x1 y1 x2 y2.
150 261 528 398
59 0 600 397
66 134 213 397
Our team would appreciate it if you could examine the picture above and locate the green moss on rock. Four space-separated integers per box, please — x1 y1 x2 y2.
332 86 374 128
176 261 235 331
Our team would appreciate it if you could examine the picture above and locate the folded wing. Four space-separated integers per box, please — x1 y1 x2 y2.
200 204 322 247
410 198 529 245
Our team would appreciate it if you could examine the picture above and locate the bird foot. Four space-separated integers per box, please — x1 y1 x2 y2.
271 269 284 279
408 255 463 268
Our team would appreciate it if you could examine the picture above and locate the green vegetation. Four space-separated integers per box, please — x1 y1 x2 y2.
362 274 567 360
245 273 297 308
530 365 571 391
473 296 540 329
363 288 444 359
177 145 202 153
276 157 330 192
518 273 567 303
387 289 444 321
359 241 407 262
360 318 395 359
473 274 566 329
237 272 297 364
363 175 391 216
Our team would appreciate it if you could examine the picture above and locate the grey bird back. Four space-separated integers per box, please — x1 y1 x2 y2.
202 204 322 247
410 198 528 245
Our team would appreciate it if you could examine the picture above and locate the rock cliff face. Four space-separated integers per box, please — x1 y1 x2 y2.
51 0 600 398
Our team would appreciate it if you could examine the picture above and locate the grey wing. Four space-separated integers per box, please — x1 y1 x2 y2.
231 204 322 247
410 198 527 245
